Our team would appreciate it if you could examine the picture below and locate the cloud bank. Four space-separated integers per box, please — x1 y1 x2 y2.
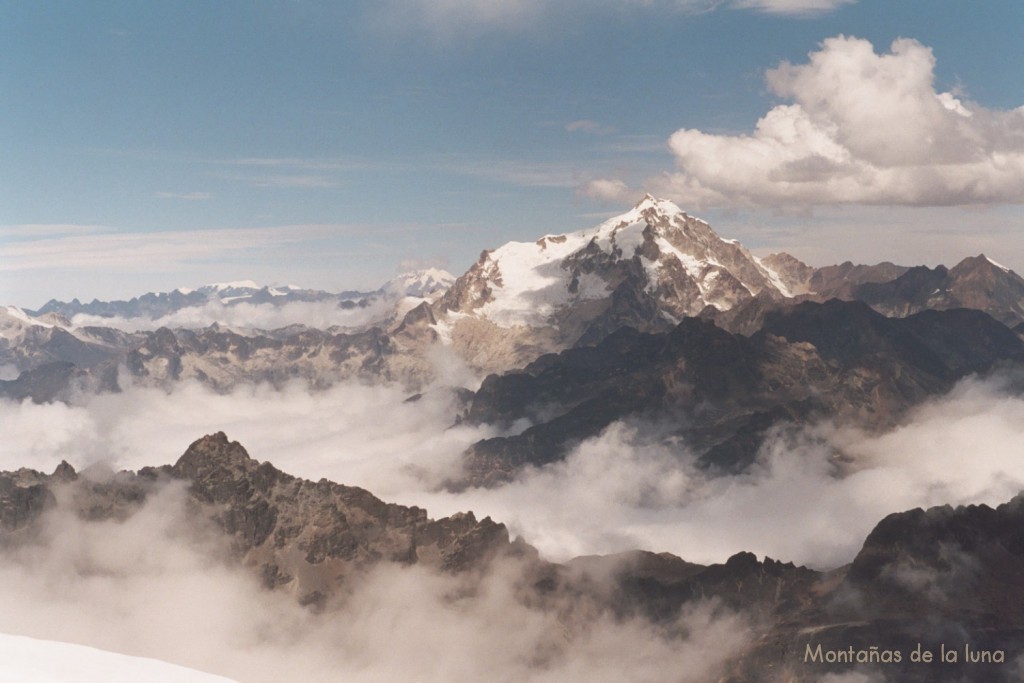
4 365 1024 679
69 298 398 333
5 370 1024 571
0 477 748 682
663 36 1024 208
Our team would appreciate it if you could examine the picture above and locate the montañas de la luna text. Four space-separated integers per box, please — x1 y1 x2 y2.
804 643 1006 665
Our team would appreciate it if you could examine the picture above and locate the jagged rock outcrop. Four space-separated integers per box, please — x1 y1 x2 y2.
170 433 514 600
0 434 515 605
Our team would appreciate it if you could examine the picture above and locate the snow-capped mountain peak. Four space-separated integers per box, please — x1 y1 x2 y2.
382 268 456 298
440 194 785 328
429 194 794 371
201 280 262 293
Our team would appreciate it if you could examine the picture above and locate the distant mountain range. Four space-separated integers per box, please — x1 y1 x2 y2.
30 269 456 322
5 195 1024 482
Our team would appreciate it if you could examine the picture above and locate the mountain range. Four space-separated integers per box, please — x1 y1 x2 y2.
3 433 1022 681
5 196 1024 679
6 196 1023 400
5 196 1024 487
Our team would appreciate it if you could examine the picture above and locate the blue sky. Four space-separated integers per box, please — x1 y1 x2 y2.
2 0 1023 306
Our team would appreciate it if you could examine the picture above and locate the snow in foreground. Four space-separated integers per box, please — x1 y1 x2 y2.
0 632 236 683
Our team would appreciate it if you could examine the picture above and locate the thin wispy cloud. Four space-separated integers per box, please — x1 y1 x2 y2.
154 192 214 200
566 120 616 136
232 174 341 189
579 178 634 202
368 0 855 36
661 35 1024 209
0 225 353 273
731 0 855 15
216 157 369 172
443 158 586 189
0 224 110 240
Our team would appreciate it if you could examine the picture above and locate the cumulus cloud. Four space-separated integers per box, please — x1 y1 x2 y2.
664 36 1024 208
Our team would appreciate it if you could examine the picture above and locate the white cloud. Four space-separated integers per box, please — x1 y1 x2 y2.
0 408 750 682
154 191 214 200
0 224 108 239
68 298 397 333
0 224 349 274
566 119 616 135
6 369 1024 572
215 173 341 189
663 36 1024 208
579 178 634 202
368 0 851 36
731 0 854 15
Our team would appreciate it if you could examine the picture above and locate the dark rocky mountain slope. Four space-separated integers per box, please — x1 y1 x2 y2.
459 300 1024 487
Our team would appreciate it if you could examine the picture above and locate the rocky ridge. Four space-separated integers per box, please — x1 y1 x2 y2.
458 300 1024 486
3 435 1024 681
0 433 513 606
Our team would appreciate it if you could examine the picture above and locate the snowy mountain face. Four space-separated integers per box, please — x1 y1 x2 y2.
431 195 792 371
443 195 787 323
380 268 456 299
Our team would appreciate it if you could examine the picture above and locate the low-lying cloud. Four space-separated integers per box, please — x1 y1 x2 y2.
0 481 749 682
69 298 398 334
440 371 1024 568
4 370 1024 573
662 35 1024 209
4 364 1024 679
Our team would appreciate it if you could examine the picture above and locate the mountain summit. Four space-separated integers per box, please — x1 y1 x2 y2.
431 195 793 371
